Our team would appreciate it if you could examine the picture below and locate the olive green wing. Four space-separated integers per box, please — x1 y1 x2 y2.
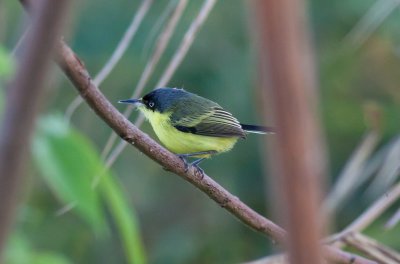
170 99 246 138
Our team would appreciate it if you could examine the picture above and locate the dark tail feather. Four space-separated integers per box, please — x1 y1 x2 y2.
240 124 275 134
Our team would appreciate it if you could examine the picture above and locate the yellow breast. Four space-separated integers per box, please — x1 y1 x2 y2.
139 107 238 158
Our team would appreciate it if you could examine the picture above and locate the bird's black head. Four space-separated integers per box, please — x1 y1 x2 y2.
140 87 191 113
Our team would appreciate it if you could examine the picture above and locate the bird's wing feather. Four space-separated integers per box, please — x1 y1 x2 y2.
171 103 245 138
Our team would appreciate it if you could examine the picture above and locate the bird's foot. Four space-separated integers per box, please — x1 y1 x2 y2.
176 154 190 173
191 163 204 179
190 158 205 179
176 155 205 179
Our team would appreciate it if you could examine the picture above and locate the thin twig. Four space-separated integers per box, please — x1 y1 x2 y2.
385 207 400 229
324 131 380 213
343 0 400 48
92 0 189 188
142 0 179 60
129 0 188 109
64 0 153 121
365 136 400 198
0 0 69 253
55 38 375 264
343 232 400 264
156 0 216 88
99 0 188 159
327 181 400 244
98 0 216 185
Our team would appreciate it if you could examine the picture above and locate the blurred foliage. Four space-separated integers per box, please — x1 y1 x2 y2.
33 115 106 233
31 115 145 264
1 0 400 263
100 164 146 264
4 233 71 264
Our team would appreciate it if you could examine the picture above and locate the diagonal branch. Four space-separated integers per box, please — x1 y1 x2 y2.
64 0 153 121
385 206 400 229
95 0 189 186
324 130 381 213
99 0 217 181
55 39 376 264
343 232 400 263
327 181 400 244
55 39 287 243
343 0 400 48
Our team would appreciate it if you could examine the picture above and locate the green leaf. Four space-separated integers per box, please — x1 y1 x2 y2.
101 172 147 264
32 115 106 233
33 115 146 263
4 233 32 264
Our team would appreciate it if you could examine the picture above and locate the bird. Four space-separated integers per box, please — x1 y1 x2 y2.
119 87 273 173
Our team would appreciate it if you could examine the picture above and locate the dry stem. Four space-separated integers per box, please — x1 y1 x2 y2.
0 0 69 253
64 0 153 121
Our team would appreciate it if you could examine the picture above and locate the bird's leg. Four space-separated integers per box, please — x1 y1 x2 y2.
190 158 206 179
176 150 217 176
176 154 190 172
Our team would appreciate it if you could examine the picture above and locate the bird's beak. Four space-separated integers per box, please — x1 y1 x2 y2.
118 98 143 105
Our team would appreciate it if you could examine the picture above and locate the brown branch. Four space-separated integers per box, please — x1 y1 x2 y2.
55 40 287 243
55 39 376 264
343 232 400 263
255 0 325 263
64 0 153 121
327 181 400 244
99 0 217 181
92 0 189 188
0 0 69 254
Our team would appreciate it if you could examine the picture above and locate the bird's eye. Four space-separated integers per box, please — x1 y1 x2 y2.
148 101 155 108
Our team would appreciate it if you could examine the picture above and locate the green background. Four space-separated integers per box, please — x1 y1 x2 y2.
1 0 400 263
